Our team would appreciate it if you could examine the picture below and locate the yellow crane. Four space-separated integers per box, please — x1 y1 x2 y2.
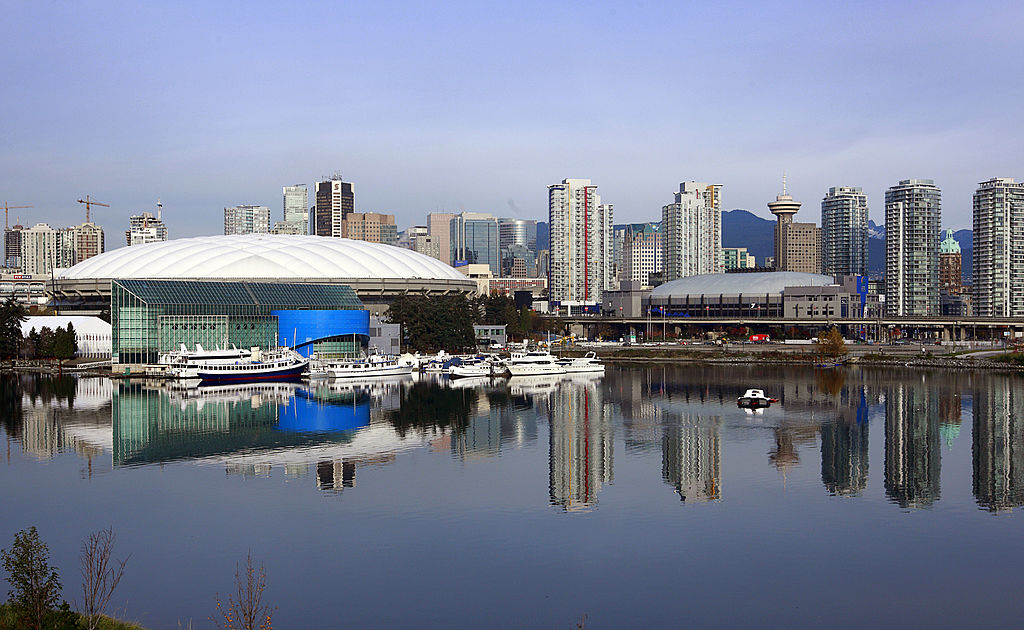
76 195 109 224
2 202 32 230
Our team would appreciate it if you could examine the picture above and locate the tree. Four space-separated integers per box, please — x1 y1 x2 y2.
387 294 475 352
1 526 62 630
52 325 77 361
80 527 129 630
817 327 848 360
0 297 27 360
212 552 274 630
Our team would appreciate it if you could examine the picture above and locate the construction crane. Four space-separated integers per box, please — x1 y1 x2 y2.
2 202 32 230
76 195 109 224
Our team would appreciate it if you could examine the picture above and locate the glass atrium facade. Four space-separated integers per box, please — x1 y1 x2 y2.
112 279 364 365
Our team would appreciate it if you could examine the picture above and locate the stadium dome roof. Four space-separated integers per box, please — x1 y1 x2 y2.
650 271 835 297
57 235 469 282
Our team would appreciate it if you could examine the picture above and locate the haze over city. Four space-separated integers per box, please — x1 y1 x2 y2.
3 0 1022 234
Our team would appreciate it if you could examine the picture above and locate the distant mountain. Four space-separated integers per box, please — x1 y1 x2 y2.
725 210 973 281
721 210 775 262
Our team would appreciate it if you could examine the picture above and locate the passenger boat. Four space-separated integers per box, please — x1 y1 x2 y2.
557 351 605 374
736 388 777 408
449 357 493 379
172 346 308 383
501 350 566 377
326 351 415 379
163 344 252 379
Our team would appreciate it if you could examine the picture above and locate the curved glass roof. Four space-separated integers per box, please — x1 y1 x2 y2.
57 235 469 282
650 272 835 297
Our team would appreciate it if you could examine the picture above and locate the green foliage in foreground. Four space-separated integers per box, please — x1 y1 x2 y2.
0 605 145 629
991 353 1024 366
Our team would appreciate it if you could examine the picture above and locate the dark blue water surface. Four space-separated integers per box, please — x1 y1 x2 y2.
1 365 1023 629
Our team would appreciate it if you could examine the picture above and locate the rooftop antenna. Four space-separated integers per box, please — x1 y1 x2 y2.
782 171 788 195
157 198 163 221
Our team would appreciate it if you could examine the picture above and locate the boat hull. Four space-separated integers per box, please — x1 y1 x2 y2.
506 364 566 377
328 365 414 379
197 362 308 383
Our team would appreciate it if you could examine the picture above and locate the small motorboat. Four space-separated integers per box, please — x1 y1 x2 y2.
737 388 777 408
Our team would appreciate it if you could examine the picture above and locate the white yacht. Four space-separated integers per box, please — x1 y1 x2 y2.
501 350 566 377
557 352 605 374
449 357 493 379
164 345 308 383
326 352 415 379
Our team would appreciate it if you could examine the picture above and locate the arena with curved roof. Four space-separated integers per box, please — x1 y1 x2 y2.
646 271 836 318
52 235 477 313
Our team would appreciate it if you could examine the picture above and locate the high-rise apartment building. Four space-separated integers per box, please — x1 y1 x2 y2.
126 206 168 246
341 212 397 245
280 184 309 234
411 234 441 261
548 179 614 304
20 223 57 274
314 175 354 237
821 186 868 276
4 225 23 269
769 183 820 273
223 205 271 235
621 223 662 287
427 213 456 265
451 212 500 275
939 229 962 295
721 247 755 271
662 182 721 281
973 177 1024 317
68 222 104 264
885 178 941 316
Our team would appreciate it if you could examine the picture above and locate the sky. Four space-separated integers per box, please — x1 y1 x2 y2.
2 0 1022 240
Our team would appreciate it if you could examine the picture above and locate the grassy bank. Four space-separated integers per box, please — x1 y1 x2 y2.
0 604 146 630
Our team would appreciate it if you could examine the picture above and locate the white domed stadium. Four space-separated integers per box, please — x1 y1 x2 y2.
53 235 476 312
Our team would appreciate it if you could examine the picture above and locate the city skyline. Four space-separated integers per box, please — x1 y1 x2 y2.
3 1 1021 236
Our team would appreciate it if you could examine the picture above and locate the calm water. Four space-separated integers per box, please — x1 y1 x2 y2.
1 366 1023 629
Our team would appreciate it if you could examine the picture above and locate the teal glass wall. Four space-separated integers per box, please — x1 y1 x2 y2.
111 279 363 365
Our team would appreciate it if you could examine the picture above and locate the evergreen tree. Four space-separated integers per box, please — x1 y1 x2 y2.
1 526 62 630
0 298 27 360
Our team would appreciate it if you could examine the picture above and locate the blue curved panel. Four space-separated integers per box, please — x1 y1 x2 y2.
272 309 370 356
276 393 370 433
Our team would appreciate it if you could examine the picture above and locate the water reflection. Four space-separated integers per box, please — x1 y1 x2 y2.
972 375 1024 512
662 418 721 502
884 384 941 508
4 367 1024 514
548 375 613 511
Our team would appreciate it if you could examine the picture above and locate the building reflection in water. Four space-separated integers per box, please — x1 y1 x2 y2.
820 411 869 497
548 376 613 511
661 417 721 502
884 384 941 508
972 376 1024 512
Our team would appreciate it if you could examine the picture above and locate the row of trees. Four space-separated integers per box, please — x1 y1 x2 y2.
2 528 274 630
386 293 543 352
0 298 80 362
23 326 78 361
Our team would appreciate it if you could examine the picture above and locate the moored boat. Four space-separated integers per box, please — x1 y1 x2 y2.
737 388 777 408
326 351 415 379
190 347 308 384
503 350 566 377
557 351 605 374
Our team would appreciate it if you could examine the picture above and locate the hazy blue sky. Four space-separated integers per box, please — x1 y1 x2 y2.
2 0 1022 239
